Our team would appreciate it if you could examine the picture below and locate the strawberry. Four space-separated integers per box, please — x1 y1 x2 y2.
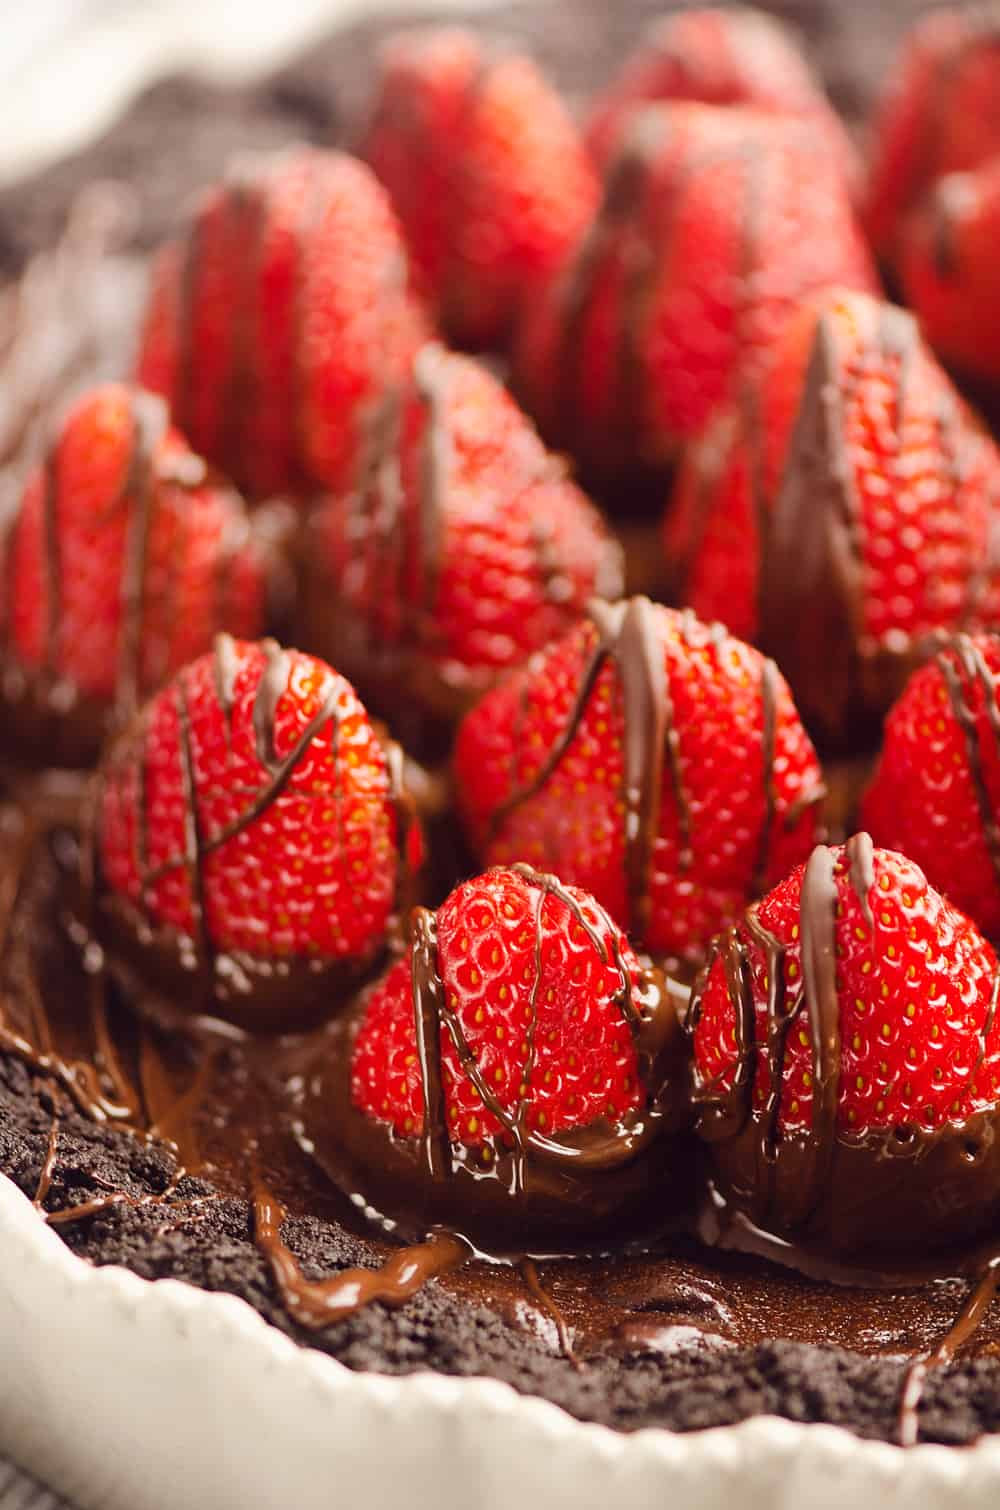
353 865 647 1146
514 103 875 476
136 146 428 501
900 160 1000 385
300 343 622 738
688 836 1000 1253
361 28 599 350
861 631 1000 940
343 863 686 1240
585 7 857 189
0 383 268 767
96 636 417 1025
453 597 824 971
665 287 1000 746
865 8 1000 268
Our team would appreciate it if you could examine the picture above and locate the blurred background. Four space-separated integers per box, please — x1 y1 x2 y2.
0 0 499 185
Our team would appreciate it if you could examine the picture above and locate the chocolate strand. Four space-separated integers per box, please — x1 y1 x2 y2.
897 1257 1000 1446
518 1257 580 1367
490 597 677 944
411 908 450 1181
253 1183 470 1329
213 632 240 752
796 844 842 1215
32 1115 60 1207
749 657 779 900
690 841 850 1228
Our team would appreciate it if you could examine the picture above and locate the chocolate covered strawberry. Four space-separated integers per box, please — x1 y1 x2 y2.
865 7 1000 268
514 102 875 475
900 160 1000 385
310 863 687 1244
300 343 622 743
0 384 268 767
454 597 824 970
689 836 1000 1254
861 631 1000 939
586 7 856 187
362 28 598 350
665 287 1000 744
137 146 427 501
95 636 419 1026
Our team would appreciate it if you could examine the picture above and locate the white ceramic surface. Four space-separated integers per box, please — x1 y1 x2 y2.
2 1169 1000 1510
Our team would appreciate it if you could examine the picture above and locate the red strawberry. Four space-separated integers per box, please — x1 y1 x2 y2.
300 343 622 739
665 287 1000 745
341 863 686 1241
689 836 1000 1253
136 146 428 501
361 28 599 350
514 103 875 475
454 598 824 970
586 7 857 188
861 631 1000 939
0 383 268 766
96 636 417 1025
865 8 1000 267
900 160 1000 385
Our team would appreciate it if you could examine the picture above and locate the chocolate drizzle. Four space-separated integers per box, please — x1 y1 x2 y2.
489 597 821 947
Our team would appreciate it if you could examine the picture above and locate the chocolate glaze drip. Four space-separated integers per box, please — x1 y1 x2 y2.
253 1182 470 1329
489 597 822 947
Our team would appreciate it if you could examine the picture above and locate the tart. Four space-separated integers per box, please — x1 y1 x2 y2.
5 0 1000 1467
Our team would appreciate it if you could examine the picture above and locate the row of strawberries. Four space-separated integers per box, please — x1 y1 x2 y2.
6 6 1000 1250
